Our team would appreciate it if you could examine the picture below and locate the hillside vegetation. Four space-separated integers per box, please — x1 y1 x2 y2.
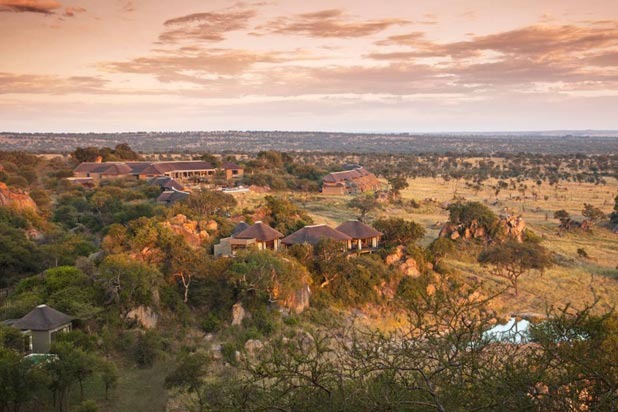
1 148 617 411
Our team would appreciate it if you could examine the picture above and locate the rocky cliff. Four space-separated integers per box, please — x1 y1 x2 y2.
161 214 217 248
0 182 38 211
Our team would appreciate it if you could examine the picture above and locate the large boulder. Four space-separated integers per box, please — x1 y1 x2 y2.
0 182 37 211
231 302 249 326
281 284 311 314
244 339 264 354
400 258 421 278
126 306 158 329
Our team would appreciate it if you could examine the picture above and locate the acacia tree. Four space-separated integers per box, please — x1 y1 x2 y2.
170 246 209 303
348 194 381 221
478 240 553 296
165 352 212 412
582 203 606 226
183 190 236 219
554 209 571 226
387 175 408 200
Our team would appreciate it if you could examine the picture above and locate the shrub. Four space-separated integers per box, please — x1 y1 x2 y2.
577 248 589 259
75 400 99 412
201 313 222 333
134 330 160 367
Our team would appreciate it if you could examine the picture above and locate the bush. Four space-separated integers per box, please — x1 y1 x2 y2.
75 400 99 412
577 248 589 259
134 330 160 367
447 201 498 234
201 313 222 333
221 342 239 366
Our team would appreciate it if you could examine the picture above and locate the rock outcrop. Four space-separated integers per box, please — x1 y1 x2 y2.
161 214 213 247
126 306 158 329
231 302 249 326
385 245 421 277
0 182 37 211
499 215 526 242
439 215 526 243
281 284 311 314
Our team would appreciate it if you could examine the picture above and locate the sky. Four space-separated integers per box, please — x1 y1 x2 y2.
1 0 617 133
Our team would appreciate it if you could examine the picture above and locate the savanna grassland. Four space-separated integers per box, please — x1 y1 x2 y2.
293 175 618 319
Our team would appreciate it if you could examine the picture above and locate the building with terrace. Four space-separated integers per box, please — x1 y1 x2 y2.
214 221 284 256
336 220 382 252
321 165 381 195
73 160 243 182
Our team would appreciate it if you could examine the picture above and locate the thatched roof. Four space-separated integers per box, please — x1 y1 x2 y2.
156 189 189 205
281 224 351 246
336 220 382 239
12 305 72 331
234 221 284 242
231 221 250 237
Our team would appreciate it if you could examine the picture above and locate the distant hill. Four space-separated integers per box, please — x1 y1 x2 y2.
1 130 618 155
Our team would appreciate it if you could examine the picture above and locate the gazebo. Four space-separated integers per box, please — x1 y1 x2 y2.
12 304 72 353
232 221 285 251
335 220 382 251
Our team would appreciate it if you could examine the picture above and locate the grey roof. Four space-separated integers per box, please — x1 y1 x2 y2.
149 176 185 191
281 224 351 246
75 161 217 176
231 221 250 237
223 161 242 170
157 189 189 205
336 220 382 239
234 221 284 242
12 305 72 331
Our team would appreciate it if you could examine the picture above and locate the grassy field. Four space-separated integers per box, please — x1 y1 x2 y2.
297 177 618 317
67 360 171 412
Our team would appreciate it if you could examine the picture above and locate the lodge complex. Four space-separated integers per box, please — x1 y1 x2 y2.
73 160 244 183
215 220 382 257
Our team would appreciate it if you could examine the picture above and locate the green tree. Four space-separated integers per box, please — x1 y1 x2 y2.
529 304 618 411
71 147 101 163
112 143 141 161
0 348 48 412
348 194 381 221
100 361 118 401
227 250 309 305
478 240 553 296
387 175 408 200
47 342 97 411
98 254 161 313
134 330 160 368
264 195 313 234
428 237 455 267
373 217 425 247
554 209 571 226
165 352 212 412
0 223 43 283
447 201 498 235
199 153 221 168
182 190 236 219
582 203 606 225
